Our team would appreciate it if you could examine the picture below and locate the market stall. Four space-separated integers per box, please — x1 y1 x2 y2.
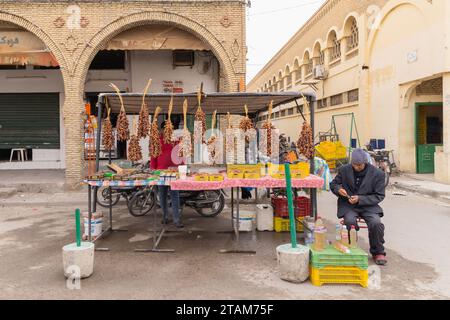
84 88 323 252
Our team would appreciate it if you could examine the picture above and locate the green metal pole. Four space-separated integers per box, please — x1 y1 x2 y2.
75 208 81 247
284 163 297 248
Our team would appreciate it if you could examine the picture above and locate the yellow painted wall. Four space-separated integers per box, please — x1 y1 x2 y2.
250 0 449 176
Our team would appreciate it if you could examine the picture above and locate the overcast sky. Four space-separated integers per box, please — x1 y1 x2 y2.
246 0 327 83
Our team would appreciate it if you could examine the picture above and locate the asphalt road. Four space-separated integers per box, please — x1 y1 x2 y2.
0 188 449 299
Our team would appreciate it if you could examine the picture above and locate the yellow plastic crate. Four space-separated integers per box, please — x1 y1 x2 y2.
194 174 209 181
227 164 263 173
327 160 336 169
227 172 244 179
274 217 304 232
310 266 368 288
335 141 347 159
268 162 309 178
316 141 348 161
244 172 261 179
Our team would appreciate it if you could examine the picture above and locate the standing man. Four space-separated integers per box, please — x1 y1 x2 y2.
151 117 184 228
330 148 387 265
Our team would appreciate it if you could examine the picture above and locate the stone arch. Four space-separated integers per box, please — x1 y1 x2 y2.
74 11 236 95
312 41 322 58
302 48 311 64
343 14 359 52
326 26 341 45
365 0 431 63
326 28 339 47
284 64 291 75
342 12 360 33
277 70 283 81
0 11 69 95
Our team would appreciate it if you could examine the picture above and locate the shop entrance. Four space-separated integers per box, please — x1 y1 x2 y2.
415 103 443 173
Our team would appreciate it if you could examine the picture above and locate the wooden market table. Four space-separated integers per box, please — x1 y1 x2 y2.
84 174 324 253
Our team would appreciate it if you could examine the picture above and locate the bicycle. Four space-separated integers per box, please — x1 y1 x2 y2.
365 144 397 187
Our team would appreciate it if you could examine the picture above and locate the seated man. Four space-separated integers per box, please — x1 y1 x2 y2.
330 148 387 265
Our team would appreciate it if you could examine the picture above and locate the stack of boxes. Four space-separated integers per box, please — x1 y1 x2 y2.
309 245 369 287
271 196 311 232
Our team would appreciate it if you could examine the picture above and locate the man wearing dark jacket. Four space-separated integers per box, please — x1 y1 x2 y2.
330 148 387 265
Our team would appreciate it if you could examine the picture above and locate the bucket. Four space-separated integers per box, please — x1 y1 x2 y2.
238 210 256 232
82 212 103 240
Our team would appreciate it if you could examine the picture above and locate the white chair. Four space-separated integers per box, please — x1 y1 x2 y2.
10 148 28 162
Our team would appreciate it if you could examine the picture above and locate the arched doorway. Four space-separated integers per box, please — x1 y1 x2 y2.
82 22 223 163
76 11 236 96
0 19 67 170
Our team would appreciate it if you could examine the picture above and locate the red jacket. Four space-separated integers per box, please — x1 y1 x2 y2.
150 135 178 170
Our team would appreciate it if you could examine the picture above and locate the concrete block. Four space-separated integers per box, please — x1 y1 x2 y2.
62 242 95 279
276 243 310 283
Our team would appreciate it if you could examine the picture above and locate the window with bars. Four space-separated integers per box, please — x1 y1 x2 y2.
286 74 292 87
347 19 359 52
319 50 325 65
294 69 302 83
330 34 342 62
281 110 286 117
330 94 343 106
288 108 294 116
347 89 359 102
305 59 313 75
278 81 284 91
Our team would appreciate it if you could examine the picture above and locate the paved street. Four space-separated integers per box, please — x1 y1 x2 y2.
0 187 449 300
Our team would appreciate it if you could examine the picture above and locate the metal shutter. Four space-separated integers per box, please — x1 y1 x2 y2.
0 93 60 149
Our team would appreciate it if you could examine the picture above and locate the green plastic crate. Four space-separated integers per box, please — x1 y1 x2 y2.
309 245 369 269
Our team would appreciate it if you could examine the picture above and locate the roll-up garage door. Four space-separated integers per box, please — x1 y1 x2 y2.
0 93 60 149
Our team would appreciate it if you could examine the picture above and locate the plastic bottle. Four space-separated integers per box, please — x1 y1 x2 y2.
350 225 358 248
313 217 327 251
341 225 349 246
305 217 315 245
334 241 350 254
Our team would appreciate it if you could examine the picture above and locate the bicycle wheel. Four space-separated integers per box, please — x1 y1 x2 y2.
96 187 121 208
128 189 156 217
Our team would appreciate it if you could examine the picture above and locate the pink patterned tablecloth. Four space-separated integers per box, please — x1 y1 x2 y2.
169 175 324 190
228 175 324 189
169 178 230 191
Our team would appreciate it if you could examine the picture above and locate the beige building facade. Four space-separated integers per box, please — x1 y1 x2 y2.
0 0 246 186
248 0 450 184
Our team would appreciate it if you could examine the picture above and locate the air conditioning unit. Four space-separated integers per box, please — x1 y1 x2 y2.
313 65 328 80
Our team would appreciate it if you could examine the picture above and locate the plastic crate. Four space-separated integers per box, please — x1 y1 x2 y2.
335 141 347 159
327 160 336 169
310 266 368 287
309 245 369 269
244 172 261 179
227 172 244 179
316 141 347 161
209 174 224 181
271 196 311 218
274 217 304 232
268 162 309 179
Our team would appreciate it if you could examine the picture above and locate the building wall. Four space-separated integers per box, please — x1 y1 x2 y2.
0 0 246 185
0 50 220 168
